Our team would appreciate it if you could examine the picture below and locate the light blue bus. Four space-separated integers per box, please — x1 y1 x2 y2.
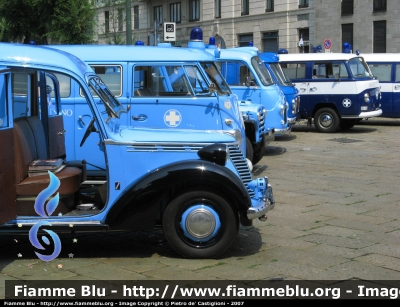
0 42 275 259
209 46 291 143
361 53 400 118
259 52 301 126
49 28 251 175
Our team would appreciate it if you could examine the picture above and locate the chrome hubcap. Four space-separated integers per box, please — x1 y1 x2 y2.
320 114 333 128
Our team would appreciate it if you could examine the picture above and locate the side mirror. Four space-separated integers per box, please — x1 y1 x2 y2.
245 76 254 87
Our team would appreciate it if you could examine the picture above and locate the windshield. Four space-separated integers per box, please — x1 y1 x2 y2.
88 75 126 121
348 57 373 79
269 63 292 85
200 62 231 95
251 56 274 86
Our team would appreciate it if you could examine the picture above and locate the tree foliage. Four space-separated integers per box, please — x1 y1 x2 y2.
0 0 96 44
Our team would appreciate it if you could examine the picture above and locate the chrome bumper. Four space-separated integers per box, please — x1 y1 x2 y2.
274 125 292 136
246 177 275 220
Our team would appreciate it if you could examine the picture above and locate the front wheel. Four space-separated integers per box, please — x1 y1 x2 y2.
162 190 239 259
314 108 340 133
245 137 254 162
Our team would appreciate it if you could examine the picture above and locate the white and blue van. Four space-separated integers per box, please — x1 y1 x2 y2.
0 42 275 259
361 53 400 118
259 52 301 127
279 52 382 132
49 28 251 175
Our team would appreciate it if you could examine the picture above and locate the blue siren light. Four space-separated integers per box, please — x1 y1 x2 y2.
209 37 216 45
190 27 203 41
135 40 145 46
248 41 253 47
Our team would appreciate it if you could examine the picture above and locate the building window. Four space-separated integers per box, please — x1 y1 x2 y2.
266 0 274 12
133 5 139 30
341 0 354 16
241 0 249 16
105 11 109 33
341 23 353 52
373 0 387 12
154 6 163 26
118 8 123 32
298 0 309 8
262 31 278 52
373 20 386 53
189 0 200 22
215 0 221 18
170 3 181 23
298 28 309 53
238 34 253 47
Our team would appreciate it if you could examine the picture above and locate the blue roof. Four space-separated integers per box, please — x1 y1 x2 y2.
219 48 259 61
0 43 94 77
259 52 279 63
48 45 217 62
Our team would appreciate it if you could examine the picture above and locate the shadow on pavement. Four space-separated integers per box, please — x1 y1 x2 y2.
0 226 263 264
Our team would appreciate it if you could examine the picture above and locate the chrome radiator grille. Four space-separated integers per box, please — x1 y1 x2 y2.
227 145 255 197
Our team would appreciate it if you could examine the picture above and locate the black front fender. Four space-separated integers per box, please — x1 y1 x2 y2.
105 160 251 230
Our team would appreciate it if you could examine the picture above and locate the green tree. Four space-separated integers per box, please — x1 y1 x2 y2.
0 0 95 44
49 0 96 44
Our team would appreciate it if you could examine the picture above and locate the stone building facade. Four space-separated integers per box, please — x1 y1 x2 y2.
93 0 397 53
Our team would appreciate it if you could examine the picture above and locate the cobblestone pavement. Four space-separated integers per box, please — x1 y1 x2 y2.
1 117 400 298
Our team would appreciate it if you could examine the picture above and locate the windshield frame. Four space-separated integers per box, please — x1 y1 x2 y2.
251 56 275 86
200 62 232 96
268 63 293 86
88 75 126 121
348 57 374 79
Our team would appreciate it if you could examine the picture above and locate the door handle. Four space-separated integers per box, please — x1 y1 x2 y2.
395 85 400 90
299 88 306 92
58 129 67 135
310 87 317 92
132 115 147 121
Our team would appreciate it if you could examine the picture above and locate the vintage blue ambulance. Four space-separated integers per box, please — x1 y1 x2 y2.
47 28 259 175
209 46 291 140
259 52 301 127
0 43 275 259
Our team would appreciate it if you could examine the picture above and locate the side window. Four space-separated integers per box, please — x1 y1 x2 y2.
134 65 206 97
282 63 306 79
313 62 336 78
368 63 392 82
0 73 9 128
239 64 255 85
45 75 59 116
89 65 122 97
12 73 31 119
332 63 349 78
53 73 71 98
395 64 400 82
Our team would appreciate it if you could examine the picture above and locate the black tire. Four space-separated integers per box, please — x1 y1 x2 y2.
245 137 254 162
340 119 358 130
252 146 265 165
314 108 340 133
162 190 239 259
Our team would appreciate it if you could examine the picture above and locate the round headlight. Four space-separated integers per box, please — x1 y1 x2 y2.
364 93 370 103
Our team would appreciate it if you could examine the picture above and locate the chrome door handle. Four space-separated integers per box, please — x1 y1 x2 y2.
299 88 306 92
78 116 86 126
132 115 147 121
58 129 67 135
395 85 400 90
310 87 317 92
